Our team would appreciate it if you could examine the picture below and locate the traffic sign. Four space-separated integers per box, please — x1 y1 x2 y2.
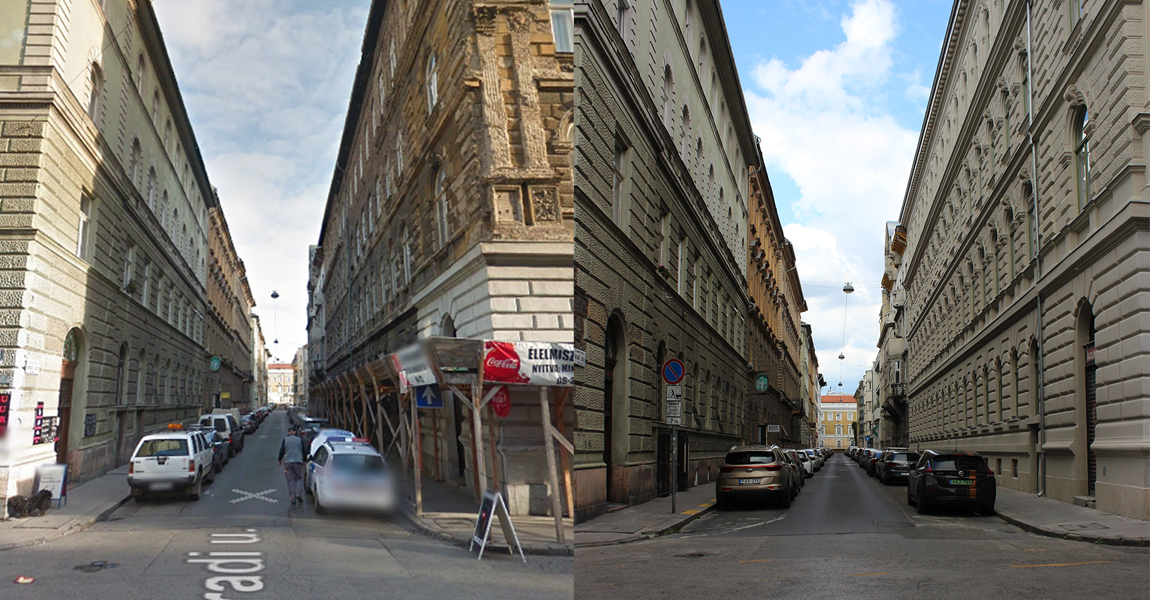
767 424 780 433
209 356 221 372
666 385 682 425
755 373 769 392
662 359 685 385
415 384 444 409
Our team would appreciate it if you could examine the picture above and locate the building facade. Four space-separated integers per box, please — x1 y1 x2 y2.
799 323 824 448
308 0 575 516
0 0 239 503
819 395 857 450
746 148 806 449
899 0 1149 519
877 221 909 448
267 363 293 406
206 206 255 410
292 345 308 408
251 315 268 407
573 0 757 521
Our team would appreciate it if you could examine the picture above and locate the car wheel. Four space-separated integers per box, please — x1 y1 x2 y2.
916 488 929 515
205 464 216 484
715 497 729 511
189 475 203 501
133 492 147 503
779 490 791 509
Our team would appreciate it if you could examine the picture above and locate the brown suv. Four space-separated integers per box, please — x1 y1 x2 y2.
716 446 792 510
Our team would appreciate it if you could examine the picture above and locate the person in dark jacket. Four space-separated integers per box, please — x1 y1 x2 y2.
278 428 306 505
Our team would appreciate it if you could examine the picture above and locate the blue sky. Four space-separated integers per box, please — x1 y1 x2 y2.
721 0 952 396
152 0 954 391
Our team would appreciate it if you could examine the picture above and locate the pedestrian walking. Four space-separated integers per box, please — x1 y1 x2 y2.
278 427 306 505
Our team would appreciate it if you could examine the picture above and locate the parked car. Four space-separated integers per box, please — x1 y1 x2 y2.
716 446 793 510
907 449 996 515
803 449 821 471
877 450 920 485
186 424 228 475
240 414 257 435
778 449 803 497
308 428 358 459
784 450 805 490
198 413 245 457
128 424 215 502
307 440 397 516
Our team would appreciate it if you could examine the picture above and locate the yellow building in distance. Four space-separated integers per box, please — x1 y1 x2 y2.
819 395 857 450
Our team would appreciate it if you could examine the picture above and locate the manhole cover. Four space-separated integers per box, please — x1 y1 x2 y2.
674 552 716 558
1059 523 1108 531
74 561 118 573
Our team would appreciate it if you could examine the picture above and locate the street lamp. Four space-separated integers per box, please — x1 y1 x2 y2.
270 291 280 356
838 283 854 395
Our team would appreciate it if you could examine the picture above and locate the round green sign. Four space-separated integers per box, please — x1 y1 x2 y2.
755 373 770 392
210 356 221 372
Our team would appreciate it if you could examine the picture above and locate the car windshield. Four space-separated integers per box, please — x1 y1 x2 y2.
136 439 188 457
725 452 775 465
930 456 985 471
891 453 918 463
331 454 386 474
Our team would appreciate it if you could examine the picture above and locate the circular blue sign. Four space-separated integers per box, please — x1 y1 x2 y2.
662 359 685 385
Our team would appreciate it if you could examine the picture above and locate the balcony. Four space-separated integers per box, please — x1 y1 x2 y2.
886 336 907 357
890 383 906 399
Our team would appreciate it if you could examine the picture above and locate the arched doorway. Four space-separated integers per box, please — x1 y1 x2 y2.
1076 301 1097 496
57 329 84 469
603 315 626 505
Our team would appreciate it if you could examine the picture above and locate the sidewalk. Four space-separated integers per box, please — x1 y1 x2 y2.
994 487 1149 547
402 477 575 556
0 465 132 552
575 485 716 547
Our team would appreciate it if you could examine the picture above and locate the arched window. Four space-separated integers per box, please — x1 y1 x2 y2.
1074 106 1090 210
435 167 450 246
87 64 103 121
426 53 438 112
135 53 145 90
146 167 157 209
680 106 691 159
129 139 142 186
163 119 172 150
396 133 404 175
661 64 674 125
151 89 160 120
160 190 169 227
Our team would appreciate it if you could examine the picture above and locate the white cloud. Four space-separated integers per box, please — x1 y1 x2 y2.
154 1 370 362
745 0 916 393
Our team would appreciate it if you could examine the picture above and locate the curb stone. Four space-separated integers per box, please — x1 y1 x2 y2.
573 501 718 548
994 510 1150 547
0 494 132 552
400 509 575 557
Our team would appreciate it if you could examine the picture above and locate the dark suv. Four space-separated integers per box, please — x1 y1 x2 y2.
907 450 996 515
876 450 920 485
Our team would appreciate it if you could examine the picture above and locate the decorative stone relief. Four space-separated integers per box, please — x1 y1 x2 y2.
530 187 559 222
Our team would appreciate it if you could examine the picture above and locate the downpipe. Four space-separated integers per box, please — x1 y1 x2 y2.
1026 0 1047 497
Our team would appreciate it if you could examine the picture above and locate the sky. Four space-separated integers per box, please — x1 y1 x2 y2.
151 0 953 389
153 0 372 364
722 0 952 397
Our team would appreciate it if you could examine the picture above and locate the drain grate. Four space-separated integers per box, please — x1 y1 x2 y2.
1059 523 1108 531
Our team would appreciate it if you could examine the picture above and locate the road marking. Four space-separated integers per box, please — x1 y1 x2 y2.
849 572 889 577
1010 561 1111 568
739 559 773 563
1023 549 1046 551
230 489 279 504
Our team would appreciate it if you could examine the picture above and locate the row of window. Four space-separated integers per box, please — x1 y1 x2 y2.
821 411 854 422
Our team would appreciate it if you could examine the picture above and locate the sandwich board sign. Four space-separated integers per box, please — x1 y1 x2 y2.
469 490 526 562
34 463 67 508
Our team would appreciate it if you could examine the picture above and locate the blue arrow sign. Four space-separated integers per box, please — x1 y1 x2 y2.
662 359 685 385
415 384 444 409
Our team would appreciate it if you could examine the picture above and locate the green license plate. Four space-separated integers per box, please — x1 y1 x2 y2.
948 479 973 486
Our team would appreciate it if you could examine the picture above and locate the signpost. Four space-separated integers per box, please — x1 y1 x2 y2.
209 356 221 372
469 490 526 562
755 373 770 392
414 384 444 409
662 359 684 514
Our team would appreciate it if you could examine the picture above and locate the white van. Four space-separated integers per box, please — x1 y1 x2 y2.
199 413 245 458
128 425 215 501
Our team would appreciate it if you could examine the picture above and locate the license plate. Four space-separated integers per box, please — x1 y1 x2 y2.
738 478 760 485
948 479 973 486
150 482 173 491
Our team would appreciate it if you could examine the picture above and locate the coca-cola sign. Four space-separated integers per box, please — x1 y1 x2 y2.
483 341 575 386
490 386 511 418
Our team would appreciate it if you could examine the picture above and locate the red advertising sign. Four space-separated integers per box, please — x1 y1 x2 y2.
0 392 10 438
490 386 511 418
482 341 575 386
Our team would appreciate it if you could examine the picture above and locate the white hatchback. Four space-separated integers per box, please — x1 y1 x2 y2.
128 426 215 501
307 441 396 515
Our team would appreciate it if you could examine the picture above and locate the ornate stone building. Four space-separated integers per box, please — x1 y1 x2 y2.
877 221 909 448
573 0 756 521
746 148 805 449
0 0 236 502
900 0 1149 519
205 206 254 410
799 323 824 447
308 0 574 513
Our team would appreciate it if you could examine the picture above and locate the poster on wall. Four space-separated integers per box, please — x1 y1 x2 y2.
83 413 97 437
32 401 43 444
482 341 575 387
0 392 10 438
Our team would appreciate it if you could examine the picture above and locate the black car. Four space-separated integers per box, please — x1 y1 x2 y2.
876 450 919 485
907 449 996 515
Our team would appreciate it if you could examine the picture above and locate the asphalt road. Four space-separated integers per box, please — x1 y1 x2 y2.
0 410 573 600
576 453 1150 600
